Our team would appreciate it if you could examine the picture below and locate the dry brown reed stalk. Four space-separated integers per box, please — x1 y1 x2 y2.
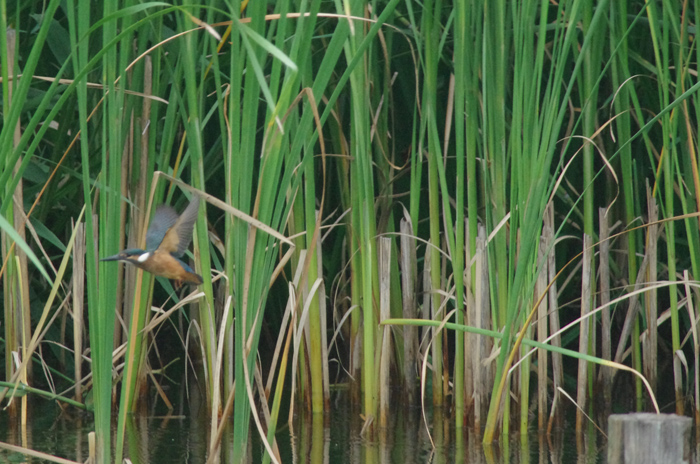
463 220 473 424
427 244 443 406
473 225 491 431
0 441 81 464
400 215 417 403
2 27 31 419
557 387 607 439
88 431 95 464
598 207 612 417
576 234 593 436
536 234 549 430
379 237 392 427
9 30 30 359
72 221 86 402
673 351 684 416
420 246 432 345
146 361 174 411
613 254 650 366
4 75 167 103
545 206 563 433
643 186 659 394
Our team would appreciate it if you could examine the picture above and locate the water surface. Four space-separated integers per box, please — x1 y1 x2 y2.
0 392 636 463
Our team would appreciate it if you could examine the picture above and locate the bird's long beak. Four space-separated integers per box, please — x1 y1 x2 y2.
100 254 123 262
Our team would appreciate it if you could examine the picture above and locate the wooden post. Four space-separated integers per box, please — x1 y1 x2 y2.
608 413 691 464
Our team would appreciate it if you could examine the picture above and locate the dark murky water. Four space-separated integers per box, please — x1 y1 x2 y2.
0 391 655 463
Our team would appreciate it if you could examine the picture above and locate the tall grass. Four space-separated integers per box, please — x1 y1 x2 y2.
4 0 700 461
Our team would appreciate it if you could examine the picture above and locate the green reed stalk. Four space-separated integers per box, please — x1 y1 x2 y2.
667 4 690 408
226 3 264 458
340 0 378 423
457 0 483 428
424 0 468 418
580 0 603 240
420 0 444 407
405 3 421 399
207 23 237 404
452 0 470 428
510 0 529 434
117 40 166 464
579 0 604 423
464 1 485 426
371 9 404 392
607 0 632 416
99 4 180 460
100 0 128 456
646 0 681 412
484 0 511 437
679 2 700 286
295 0 326 415
483 0 509 333
609 1 640 398
66 0 114 461
303 134 325 416
181 0 216 409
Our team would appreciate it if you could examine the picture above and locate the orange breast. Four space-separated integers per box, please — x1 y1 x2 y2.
145 251 198 282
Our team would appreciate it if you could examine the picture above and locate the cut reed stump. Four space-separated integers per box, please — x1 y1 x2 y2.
607 413 691 464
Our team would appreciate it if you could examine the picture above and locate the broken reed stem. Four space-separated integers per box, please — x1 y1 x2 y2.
400 217 418 403
73 221 86 402
463 219 473 424
379 237 392 427
643 186 658 395
576 234 593 436
536 233 548 431
474 225 490 431
545 205 563 433
598 207 612 417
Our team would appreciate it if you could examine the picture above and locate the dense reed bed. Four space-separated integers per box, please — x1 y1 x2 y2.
1 0 699 461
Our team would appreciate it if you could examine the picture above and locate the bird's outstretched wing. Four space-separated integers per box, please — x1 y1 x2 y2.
146 206 179 251
158 196 200 257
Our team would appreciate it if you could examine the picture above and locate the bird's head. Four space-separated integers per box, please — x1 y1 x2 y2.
100 249 150 265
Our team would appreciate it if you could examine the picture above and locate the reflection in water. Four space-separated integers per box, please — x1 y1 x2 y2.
0 392 625 463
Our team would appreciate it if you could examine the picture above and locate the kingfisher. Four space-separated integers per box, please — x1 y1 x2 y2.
101 196 203 287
